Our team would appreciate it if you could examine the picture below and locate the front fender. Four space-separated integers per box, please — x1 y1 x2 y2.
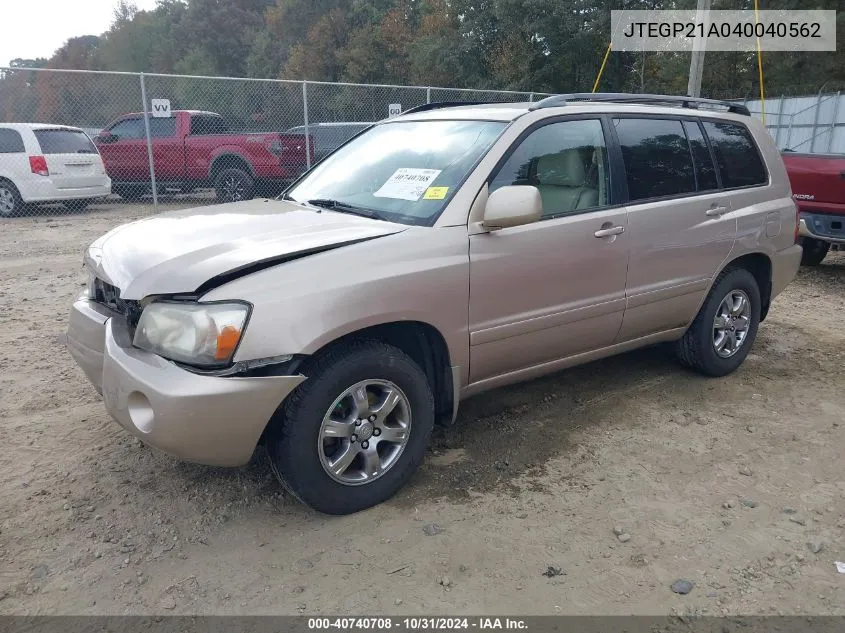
200 226 472 387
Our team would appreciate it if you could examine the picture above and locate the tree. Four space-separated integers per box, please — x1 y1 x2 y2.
1 0 843 117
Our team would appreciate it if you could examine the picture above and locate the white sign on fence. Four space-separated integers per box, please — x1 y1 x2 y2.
388 103 402 117
151 99 172 117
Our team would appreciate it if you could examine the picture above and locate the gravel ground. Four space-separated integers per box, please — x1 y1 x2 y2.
1 201 844 616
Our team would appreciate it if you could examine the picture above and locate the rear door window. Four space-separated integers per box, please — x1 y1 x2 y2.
613 117 695 202
0 129 25 153
33 129 98 154
683 120 719 191
149 117 177 138
702 121 767 188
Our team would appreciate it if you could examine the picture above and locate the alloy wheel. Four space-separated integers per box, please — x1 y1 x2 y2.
712 289 751 358
0 187 16 216
221 175 245 202
317 379 412 485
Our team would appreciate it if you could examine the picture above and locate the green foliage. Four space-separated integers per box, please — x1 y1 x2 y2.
1 0 844 127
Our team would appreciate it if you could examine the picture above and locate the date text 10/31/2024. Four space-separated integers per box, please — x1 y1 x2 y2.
307 618 529 630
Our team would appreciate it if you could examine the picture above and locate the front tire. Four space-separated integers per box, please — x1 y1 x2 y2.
267 340 435 515
675 267 761 377
800 237 829 266
214 167 254 203
0 180 24 218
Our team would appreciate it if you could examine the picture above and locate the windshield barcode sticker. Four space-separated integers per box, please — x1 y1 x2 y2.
374 168 442 201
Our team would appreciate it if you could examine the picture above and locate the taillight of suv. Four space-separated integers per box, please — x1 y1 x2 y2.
794 202 800 244
29 156 49 177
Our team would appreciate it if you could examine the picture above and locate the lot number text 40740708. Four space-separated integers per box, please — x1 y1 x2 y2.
307 617 529 631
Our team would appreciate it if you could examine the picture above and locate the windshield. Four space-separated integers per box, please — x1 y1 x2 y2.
286 119 507 226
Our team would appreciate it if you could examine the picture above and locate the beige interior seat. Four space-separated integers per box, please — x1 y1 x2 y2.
533 149 598 216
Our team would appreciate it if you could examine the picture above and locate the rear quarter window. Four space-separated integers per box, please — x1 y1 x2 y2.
33 129 97 154
702 121 767 188
0 129 25 153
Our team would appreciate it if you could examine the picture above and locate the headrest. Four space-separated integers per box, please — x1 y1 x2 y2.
535 149 587 187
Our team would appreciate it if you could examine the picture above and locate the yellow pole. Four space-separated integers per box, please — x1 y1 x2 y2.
593 42 613 93
754 0 766 124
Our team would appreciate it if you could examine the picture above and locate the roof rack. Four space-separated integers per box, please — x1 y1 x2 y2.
529 93 750 116
398 101 490 115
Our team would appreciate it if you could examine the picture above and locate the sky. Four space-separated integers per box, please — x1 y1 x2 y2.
1 0 159 68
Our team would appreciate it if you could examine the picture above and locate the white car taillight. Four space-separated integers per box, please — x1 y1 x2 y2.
29 155 49 177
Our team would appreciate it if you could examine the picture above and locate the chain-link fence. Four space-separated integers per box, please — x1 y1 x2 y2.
708 82 845 155
743 92 845 154
3 66 842 219
0 67 546 218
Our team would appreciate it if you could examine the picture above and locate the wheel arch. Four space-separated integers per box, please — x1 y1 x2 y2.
209 153 255 180
0 175 20 190
718 252 773 321
258 319 455 453
303 320 455 427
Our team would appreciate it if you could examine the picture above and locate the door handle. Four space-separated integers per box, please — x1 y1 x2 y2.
594 225 625 238
705 205 728 216
839 170 845 180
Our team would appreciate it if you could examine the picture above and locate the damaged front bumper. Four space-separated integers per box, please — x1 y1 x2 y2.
66 298 304 467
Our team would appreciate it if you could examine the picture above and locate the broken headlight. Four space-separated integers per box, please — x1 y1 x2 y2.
133 301 250 367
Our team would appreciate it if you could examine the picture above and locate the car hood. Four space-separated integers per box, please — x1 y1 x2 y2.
86 198 408 299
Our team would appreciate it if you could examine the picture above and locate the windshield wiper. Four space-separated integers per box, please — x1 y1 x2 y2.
306 199 388 221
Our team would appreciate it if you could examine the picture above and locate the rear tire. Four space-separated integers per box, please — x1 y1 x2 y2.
675 267 761 377
267 340 435 515
0 179 23 218
800 237 829 266
214 167 254 203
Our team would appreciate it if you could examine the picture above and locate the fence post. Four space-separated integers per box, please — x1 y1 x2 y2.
828 91 841 153
426 87 431 104
529 92 535 103
302 81 311 170
810 88 825 153
775 94 785 147
785 111 795 151
139 73 158 209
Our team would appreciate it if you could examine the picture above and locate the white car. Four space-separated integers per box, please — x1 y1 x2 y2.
0 123 112 217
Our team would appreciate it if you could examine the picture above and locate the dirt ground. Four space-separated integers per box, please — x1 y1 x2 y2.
1 200 844 616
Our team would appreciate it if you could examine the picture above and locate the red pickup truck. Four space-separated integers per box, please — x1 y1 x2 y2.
94 110 313 202
782 151 845 266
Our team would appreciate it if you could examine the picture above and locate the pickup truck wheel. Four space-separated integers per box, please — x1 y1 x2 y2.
0 180 23 218
267 340 435 515
214 167 254 203
800 237 829 266
674 267 761 377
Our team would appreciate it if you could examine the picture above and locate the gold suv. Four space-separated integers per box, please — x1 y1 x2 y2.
67 94 802 514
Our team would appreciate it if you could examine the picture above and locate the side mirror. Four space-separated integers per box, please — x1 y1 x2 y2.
96 133 118 144
480 185 542 231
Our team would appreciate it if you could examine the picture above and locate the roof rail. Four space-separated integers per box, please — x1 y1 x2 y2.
529 93 750 116
398 101 490 115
